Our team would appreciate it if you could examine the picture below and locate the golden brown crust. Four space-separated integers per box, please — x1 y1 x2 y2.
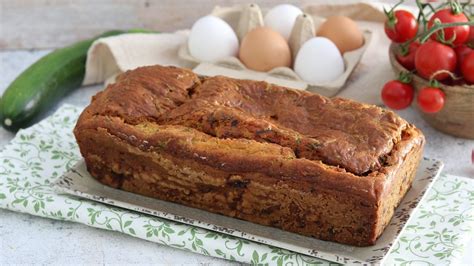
74 65 425 246
78 65 412 175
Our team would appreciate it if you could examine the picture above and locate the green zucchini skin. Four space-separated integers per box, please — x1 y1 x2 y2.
0 30 152 132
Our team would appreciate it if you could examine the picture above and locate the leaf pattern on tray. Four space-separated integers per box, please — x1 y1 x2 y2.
0 104 473 265
385 175 474 265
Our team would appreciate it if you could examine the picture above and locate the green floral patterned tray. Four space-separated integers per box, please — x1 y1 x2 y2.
1 105 473 265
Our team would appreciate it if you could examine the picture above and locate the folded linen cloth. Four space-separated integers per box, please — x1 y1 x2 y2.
83 31 192 85
83 2 412 106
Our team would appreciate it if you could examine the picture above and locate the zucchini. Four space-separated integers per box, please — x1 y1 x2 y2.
0 29 154 132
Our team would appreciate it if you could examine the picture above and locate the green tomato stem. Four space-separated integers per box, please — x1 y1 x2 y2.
416 0 430 32
388 0 406 14
420 21 474 43
398 71 413 84
429 79 441 88
449 0 463 15
384 0 406 28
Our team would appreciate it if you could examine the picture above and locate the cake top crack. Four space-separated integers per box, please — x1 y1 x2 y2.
85 65 409 176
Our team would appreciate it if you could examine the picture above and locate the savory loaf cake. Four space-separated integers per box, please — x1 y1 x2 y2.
74 65 424 246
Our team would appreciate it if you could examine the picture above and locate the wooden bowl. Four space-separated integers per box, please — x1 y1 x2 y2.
389 43 474 139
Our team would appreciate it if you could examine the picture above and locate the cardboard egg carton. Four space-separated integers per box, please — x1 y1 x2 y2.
178 4 372 96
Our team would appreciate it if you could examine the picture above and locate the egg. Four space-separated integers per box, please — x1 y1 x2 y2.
316 16 364 54
188 16 239 62
264 4 303 40
239 27 291 72
294 37 344 84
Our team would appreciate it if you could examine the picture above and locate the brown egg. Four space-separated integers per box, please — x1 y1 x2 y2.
239 27 292 72
316 16 364 54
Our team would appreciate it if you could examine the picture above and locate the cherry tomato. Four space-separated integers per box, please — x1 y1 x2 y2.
384 10 418 43
461 51 474 83
455 45 473 68
468 25 474 46
415 41 457 80
381 80 414 110
396 42 420 70
417 87 445 113
428 8 470 46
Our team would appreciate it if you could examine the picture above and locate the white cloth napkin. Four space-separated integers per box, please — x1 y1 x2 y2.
83 2 408 105
83 31 193 85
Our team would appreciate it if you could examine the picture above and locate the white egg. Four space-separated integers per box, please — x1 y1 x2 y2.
294 37 345 84
264 4 303 40
188 16 239 62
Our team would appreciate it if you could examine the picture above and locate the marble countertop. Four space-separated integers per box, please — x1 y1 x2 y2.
1 50 473 264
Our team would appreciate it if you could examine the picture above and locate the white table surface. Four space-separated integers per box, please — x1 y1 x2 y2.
1 50 473 265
